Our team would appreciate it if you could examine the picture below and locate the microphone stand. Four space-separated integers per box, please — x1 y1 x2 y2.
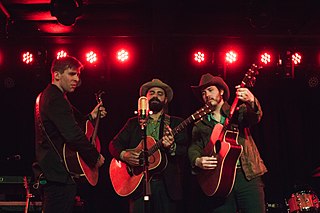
140 118 151 213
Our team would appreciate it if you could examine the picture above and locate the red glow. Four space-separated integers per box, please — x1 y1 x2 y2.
194 51 205 63
292 52 302 65
260 52 271 65
86 51 97 64
117 49 129 62
57 50 67 59
22 52 33 64
225 51 237 63
39 23 73 34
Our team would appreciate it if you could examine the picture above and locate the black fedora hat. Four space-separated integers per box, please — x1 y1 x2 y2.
191 73 230 101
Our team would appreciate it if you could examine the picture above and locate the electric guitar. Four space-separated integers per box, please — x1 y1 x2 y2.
197 64 260 197
63 91 104 186
109 103 214 197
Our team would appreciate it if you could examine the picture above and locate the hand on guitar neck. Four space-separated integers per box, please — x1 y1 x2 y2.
195 156 218 170
96 154 105 167
162 125 174 149
90 102 107 120
236 86 255 106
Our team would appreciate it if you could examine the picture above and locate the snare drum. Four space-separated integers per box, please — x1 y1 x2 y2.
286 190 319 212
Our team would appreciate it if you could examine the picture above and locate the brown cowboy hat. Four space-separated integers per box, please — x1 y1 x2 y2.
191 73 230 101
139 79 173 102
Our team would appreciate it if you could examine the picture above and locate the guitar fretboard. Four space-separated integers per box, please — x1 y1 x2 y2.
147 104 212 155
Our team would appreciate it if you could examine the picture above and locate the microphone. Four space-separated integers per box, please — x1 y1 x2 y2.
138 96 149 120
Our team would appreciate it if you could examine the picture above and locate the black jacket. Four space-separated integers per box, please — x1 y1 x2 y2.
109 115 189 200
34 84 100 184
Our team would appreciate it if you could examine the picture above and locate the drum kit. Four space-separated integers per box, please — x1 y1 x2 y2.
267 167 320 213
285 190 319 212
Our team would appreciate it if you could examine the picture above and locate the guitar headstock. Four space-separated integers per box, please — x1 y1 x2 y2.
192 103 214 121
241 64 261 88
95 90 105 104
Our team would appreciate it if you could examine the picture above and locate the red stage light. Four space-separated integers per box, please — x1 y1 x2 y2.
57 50 67 59
22 52 33 64
194 51 205 63
225 51 237 63
117 49 129 62
86 51 97 64
292 52 302 65
261 52 271 65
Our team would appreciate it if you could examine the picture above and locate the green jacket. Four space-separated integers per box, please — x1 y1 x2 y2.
188 98 267 181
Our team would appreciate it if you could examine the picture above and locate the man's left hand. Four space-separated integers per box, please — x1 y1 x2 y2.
91 102 107 119
162 125 174 148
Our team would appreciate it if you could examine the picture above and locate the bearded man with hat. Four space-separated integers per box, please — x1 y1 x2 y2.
188 73 267 213
109 79 189 213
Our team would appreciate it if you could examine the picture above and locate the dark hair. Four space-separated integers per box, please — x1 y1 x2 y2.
50 56 83 74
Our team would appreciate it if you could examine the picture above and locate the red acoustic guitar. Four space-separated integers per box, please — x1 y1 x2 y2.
109 103 214 197
197 64 260 197
63 91 104 186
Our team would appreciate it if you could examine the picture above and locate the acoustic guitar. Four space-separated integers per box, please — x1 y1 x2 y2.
63 91 104 186
197 64 260 197
109 103 214 197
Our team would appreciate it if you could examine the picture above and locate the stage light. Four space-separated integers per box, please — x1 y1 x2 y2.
50 0 83 26
117 49 129 62
292 52 302 65
194 51 205 63
56 50 67 59
225 51 237 63
86 51 97 64
22 52 33 64
260 52 271 65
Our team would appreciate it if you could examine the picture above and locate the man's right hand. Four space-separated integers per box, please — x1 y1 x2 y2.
96 154 105 167
120 150 141 166
195 156 218 170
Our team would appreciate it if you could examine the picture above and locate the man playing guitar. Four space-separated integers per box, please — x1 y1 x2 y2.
188 73 267 213
109 79 189 213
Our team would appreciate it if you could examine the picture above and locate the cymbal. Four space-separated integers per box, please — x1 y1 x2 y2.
312 166 320 177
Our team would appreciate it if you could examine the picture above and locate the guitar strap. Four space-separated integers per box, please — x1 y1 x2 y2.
35 93 78 179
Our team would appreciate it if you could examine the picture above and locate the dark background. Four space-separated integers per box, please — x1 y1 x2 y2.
1 0 320 212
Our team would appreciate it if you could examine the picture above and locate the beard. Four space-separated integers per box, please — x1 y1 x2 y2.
206 96 222 109
149 97 165 113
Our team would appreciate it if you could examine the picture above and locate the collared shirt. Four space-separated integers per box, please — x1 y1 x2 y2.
207 113 226 124
146 115 162 140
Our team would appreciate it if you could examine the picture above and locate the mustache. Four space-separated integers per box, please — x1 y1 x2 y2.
149 97 161 103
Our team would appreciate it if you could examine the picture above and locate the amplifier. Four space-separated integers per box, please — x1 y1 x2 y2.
0 176 29 202
0 201 42 212
0 176 30 184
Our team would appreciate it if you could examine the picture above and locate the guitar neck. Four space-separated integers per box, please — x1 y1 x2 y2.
224 80 248 128
147 115 194 155
91 110 101 145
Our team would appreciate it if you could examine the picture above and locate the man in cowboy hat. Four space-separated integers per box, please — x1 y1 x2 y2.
109 78 188 213
188 73 267 213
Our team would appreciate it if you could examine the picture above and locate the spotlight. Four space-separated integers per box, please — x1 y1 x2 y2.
260 52 271 65
22 52 33 64
117 49 129 62
194 51 205 63
50 0 83 26
225 51 237 64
